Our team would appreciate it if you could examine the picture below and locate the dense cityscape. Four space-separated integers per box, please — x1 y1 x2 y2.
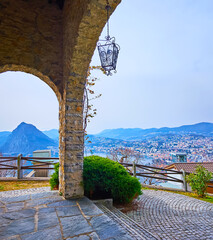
85 133 213 167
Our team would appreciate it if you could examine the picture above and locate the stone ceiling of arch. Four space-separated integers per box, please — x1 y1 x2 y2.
0 0 121 99
0 0 63 94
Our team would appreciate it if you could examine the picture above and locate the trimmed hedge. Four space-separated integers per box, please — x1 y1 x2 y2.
83 155 142 203
50 156 142 203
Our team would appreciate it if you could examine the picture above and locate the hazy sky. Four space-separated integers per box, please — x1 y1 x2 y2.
1 0 213 133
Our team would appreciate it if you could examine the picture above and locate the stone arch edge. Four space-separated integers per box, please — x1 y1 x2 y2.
0 64 62 103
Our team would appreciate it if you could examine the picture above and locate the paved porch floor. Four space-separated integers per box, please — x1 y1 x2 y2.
1 188 212 240
0 189 133 240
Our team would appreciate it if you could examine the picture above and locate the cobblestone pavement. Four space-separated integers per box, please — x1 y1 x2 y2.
124 190 213 240
0 187 50 198
96 203 159 240
0 189 134 240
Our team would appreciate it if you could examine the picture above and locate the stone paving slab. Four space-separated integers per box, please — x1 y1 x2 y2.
0 189 135 240
124 190 213 240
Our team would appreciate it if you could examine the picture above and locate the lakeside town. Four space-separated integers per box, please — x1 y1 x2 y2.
1 122 213 169
85 133 213 167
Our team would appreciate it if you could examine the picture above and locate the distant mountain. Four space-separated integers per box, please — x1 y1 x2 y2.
0 122 58 156
0 131 11 147
43 129 59 142
95 122 213 141
1 122 213 156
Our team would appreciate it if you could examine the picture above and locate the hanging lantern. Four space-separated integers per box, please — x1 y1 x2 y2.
97 1 120 76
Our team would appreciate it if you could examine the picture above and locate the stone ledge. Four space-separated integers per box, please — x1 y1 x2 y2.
92 198 113 208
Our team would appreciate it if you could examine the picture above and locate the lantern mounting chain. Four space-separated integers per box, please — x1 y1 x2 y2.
105 0 111 40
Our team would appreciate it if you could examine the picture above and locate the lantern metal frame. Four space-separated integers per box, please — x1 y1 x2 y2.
97 1 120 76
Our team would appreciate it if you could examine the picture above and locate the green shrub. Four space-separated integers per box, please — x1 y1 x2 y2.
50 163 59 190
186 165 212 198
83 155 142 203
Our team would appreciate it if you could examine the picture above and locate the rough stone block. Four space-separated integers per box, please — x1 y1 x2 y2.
31 191 59 200
2 209 35 220
68 235 90 240
60 215 92 238
6 202 25 212
78 198 103 216
47 199 77 207
38 207 59 230
21 225 62 240
56 206 81 217
68 232 100 240
0 217 35 239
90 215 132 240
26 196 63 207
0 216 12 227
1 194 31 203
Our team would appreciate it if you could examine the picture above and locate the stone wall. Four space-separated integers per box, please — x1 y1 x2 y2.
0 0 121 198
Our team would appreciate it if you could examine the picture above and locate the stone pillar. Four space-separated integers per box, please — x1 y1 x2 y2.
58 0 121 199
59 76 85 198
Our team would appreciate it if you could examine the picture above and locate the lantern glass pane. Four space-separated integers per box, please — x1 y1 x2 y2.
97 39 119 75
112 43 119 70
98 43 114 70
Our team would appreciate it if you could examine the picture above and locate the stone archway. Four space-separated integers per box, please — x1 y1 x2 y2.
0 0 121 198
0 64 61 102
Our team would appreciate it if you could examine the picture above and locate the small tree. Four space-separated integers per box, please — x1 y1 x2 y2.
186 165 212 198
108 147 142 164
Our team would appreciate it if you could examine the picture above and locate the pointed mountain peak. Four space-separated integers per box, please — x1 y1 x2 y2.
0 123 58 155
13 122 39 134
16 122 34 128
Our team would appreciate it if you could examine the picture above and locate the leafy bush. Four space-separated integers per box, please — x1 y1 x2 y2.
186 165 212 198
50 163 59 190
83 155 142 203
